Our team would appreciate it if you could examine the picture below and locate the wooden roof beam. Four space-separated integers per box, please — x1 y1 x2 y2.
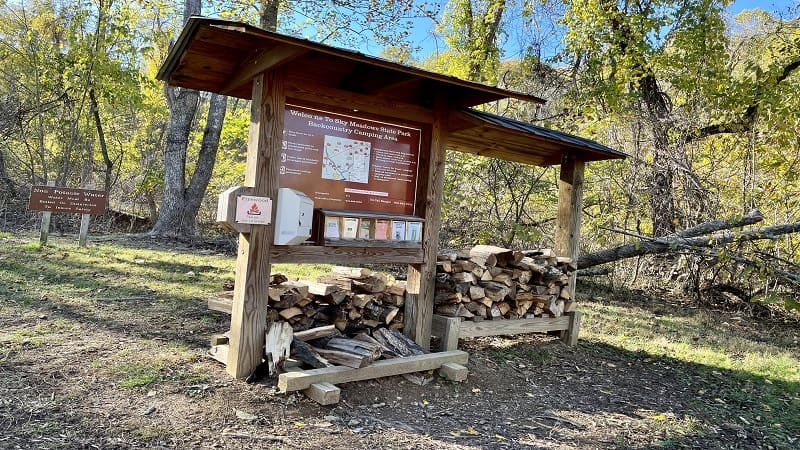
221 45 308 95
338 66 422 96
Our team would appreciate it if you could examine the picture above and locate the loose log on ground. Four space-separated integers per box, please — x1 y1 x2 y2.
577 214 800 270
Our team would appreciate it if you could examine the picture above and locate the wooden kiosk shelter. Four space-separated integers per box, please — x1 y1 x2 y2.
157 17 625 383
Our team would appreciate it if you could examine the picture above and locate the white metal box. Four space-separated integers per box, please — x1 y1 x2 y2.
274 188 314 245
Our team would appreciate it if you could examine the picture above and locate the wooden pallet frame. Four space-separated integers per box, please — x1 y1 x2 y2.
431 312 581 351
279 350 468 397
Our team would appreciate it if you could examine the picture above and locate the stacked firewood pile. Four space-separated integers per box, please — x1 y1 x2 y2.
214 267 420 372
434 245 576 320
258 266 407 333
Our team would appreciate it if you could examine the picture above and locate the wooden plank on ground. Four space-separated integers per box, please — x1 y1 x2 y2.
208 297 232 314
208 344 229 365
304 382 341 405
278 350 468 392
457 316 570 338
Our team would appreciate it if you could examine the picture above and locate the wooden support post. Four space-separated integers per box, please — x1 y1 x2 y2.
78 184 92 247
405 96 448 351
39 181 55 246
227 70 285 379
431 314 460 351
562 311 581 347
554 152 584 346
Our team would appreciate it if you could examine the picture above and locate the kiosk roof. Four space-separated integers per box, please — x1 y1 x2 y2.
157 17 625 166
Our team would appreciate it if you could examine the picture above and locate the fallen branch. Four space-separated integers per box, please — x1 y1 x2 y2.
579 214 800 269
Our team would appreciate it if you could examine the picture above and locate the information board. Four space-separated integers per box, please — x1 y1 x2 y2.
281 105 421 215
28 185 106 215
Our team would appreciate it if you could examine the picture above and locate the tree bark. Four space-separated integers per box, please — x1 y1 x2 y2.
0 148 15 197
150 0 229 237
89 89 114 206
149 84 199 236
183 93 227 229
260 0 280 30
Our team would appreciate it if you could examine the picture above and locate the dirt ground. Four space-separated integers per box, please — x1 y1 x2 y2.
1 237 798 449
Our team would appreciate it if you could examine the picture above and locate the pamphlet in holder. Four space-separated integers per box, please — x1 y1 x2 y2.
314 209 424 248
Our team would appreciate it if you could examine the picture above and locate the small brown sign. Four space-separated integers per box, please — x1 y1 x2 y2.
28 185 107 215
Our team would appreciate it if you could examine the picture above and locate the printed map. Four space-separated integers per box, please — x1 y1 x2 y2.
322 135 371 183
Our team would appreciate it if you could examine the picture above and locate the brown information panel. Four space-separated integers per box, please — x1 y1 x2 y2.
281 105 421 215
28 185 107 215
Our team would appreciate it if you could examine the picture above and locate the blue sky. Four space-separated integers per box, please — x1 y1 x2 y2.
728 0 797 15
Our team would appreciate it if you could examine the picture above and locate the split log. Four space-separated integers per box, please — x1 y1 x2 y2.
325 337 383 360
270 273 289 285
265 321 293 376
372 328 426 358
314 348 372 368
352 274 388 293
305 281 341 297
470 245 515 267
290 338 332 369
469 285 485 300
294 325 337 341
278 306 304 320
364 303 400 325
386 281 407 296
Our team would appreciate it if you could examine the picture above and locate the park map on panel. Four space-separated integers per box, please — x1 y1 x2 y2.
281 105 421 215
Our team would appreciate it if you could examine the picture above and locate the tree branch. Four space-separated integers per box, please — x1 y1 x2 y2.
682 57 800 144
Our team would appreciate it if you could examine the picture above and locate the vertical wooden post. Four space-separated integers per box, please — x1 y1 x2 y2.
39 180 55 246
78 185 92 247
227 70 285 379
405 96 448 351
554 152 584 346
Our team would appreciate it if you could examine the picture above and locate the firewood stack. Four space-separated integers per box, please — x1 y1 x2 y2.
253 266 407 334
434 245 576 320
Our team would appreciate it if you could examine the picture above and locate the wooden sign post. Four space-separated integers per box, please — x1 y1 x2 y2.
38 181 55 245
78 185 94 247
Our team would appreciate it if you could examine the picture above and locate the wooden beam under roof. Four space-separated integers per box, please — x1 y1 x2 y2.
222 45 307 95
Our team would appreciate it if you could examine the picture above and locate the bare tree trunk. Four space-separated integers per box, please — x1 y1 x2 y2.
0 148 15 197
151 0 229 237
260 0 280 30
182 93 227 231
89 89 114 205
150 84 199 236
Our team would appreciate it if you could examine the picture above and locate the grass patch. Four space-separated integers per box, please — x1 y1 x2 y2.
577 285 800 448
114 363 161 388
